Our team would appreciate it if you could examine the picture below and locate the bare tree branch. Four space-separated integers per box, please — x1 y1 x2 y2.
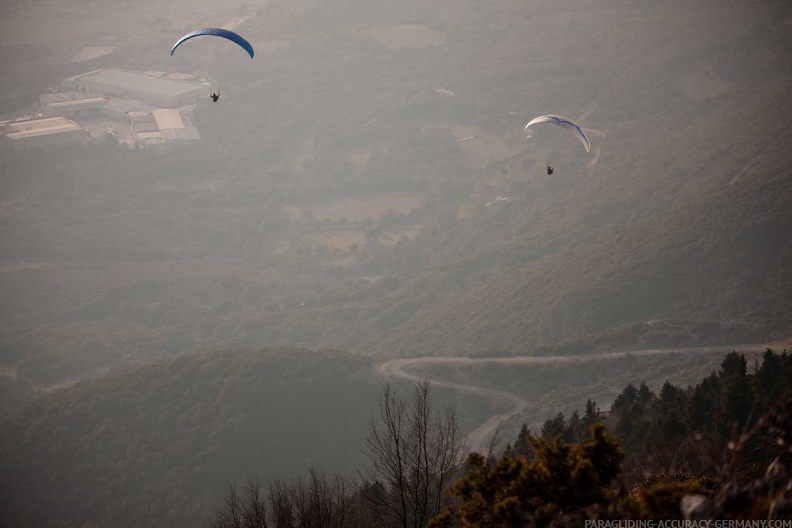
363 381 465 528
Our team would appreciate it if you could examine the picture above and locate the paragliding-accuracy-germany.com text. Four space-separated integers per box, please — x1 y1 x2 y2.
585 522 792 528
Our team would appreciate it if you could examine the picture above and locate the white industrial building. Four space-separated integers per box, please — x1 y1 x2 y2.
62 68 208 108
1 68 207 151
102 98 156 121
3 117 88 150
39 92 106 118
130 108 200 150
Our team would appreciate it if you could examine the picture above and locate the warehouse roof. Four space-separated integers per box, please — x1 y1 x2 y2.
48 98 106 108
72 68 207 97
6 117 83 139
104 98 156 114
40 91 105 105
152 109 185 130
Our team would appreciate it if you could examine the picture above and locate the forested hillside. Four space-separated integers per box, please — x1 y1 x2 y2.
519 349 792 478
365 2 792 355
201 349 792 527
2 0 791 525
448 349 792 525
2 0 790 386
0 348 380 527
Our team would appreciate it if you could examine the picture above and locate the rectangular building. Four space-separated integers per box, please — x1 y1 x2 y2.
40 92 106 118
102 98 156 121
4 117 87 150
130 109 200 150
62 68 208 108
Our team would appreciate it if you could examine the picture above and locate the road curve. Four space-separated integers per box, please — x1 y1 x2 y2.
375 342 783 454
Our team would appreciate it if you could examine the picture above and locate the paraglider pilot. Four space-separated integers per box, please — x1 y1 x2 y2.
209 91 220 103
546 165 554 175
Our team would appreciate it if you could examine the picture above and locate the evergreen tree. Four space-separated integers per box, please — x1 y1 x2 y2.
513 424 534 459
611 384 638 413
688 372 720 431
717 353 753 435
651 381 687 442
757 349 784 401
566 410 584 443
429 425 624 528
582 399 601 428
719 351 746 380
614 384 653 451
541 412 566 440
637 382 652 403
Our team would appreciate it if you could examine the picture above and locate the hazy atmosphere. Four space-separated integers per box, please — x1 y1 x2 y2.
1 0 791 526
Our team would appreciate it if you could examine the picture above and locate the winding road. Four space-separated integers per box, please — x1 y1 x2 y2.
375 342 785 454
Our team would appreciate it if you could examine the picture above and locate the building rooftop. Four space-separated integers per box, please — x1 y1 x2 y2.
40 91 104 104
48 98 107 108
152 109 185 130
6 117 83 139
72 68 207 97
136 132 165 140
104 98 156 114
164 128 201 141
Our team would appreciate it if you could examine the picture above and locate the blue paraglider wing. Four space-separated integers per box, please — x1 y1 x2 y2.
524 114 591 152
171 28 254 58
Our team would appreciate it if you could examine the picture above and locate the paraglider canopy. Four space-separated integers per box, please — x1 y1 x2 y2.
171 28 255 58
524 115 591 153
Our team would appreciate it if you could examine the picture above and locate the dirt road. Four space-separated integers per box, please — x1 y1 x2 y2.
375 342 784 454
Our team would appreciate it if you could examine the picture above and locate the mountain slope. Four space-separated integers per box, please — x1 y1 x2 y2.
0 348 379 528
1 0 790 376
363 3 792 355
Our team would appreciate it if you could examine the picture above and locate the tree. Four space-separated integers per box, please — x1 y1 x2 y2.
611 384 638 413
429 425 623 528
541 412 566 440
717 354 753 435
208 476 268 528
688 372 720 431
582 400 601 429
566 411 584 443
637 382 652 403
512 424 534 460
363 381 466 528
756 349 785 401
209 471 363 528
719 351 746 380
612 384 653 451
651 381 687 442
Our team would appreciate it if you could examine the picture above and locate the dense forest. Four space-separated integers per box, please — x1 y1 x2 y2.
513 349 792 480
434 349 792 525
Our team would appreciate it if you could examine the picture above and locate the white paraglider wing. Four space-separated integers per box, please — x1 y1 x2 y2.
524 115 591 153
